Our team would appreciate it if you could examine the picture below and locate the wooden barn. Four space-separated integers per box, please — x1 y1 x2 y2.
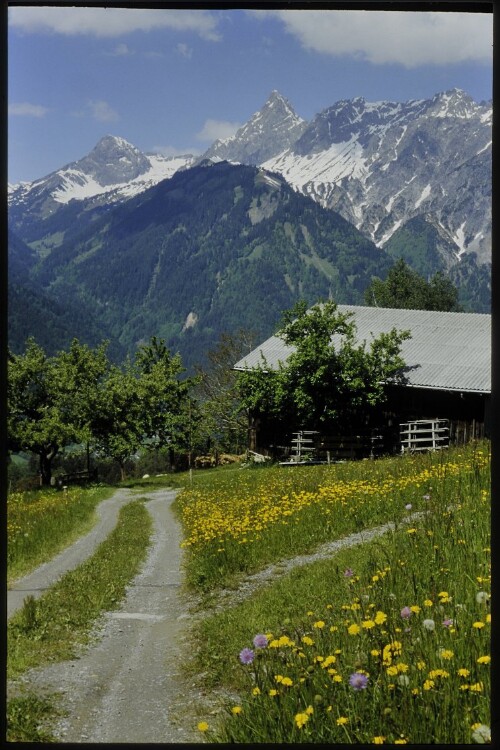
233 305 491 460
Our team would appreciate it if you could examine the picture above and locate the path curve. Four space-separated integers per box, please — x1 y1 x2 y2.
10 488 203 744
8 488 135 620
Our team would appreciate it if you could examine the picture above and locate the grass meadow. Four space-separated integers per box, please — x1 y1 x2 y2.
174 441 491 744
7 497 152 741
7 484 114 585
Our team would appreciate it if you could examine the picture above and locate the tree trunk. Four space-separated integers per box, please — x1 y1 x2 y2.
119 460 126 482
39 451 54 486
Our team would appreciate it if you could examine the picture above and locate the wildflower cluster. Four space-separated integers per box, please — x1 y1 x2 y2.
178 445 489 590
194 444 490 743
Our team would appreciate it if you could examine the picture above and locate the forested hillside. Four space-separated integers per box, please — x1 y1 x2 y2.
11 162 393 368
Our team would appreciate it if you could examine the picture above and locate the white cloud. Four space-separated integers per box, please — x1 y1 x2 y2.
176 43 193 59
9 102 49 117
106 43 133 57
249 9 492 67
88 100 119 122
196 119 241 142
9 7 221 41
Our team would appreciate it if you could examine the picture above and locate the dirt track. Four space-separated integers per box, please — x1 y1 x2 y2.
9 488 204 744
8 486 423 742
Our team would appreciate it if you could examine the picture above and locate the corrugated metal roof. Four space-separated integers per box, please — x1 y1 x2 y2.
234 305 491 394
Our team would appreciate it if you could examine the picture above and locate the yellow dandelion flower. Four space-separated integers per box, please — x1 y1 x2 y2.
305 706 314 715
374 611 388 625
295 712 309 729
394 740 408 744
252 687 261 696
440 649 454 660
269 689 278 697
423 679 435 691
373 737 385 744
371 649 381 657
232 706 242 715
348 623 361 635
458 668 470 677
386 666 398 676
362 620 376 629
333 674 343 682
313 620 325 629
281 677 293 687
469 682 483 692
322 655 336 668
197 722 209 732
473 621 485 629
416 661 426 670
410 605 421 613
336 716 349 725
301 636 314 646
477 655 490 664
486 613 491 623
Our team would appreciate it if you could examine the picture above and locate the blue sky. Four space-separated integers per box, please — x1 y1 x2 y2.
8 6 493 185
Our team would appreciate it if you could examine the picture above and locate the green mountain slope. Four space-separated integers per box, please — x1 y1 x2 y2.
382 215 490 311
19 162 393 368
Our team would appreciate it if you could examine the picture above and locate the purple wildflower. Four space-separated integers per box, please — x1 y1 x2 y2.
349 672 369 691
400 606 412 620
253 634 268 649
239 648 255 665
344 568 354 578
442 618 454 628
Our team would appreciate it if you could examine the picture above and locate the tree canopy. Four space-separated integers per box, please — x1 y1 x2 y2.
8 336 194 483
364 258 463 312
237 300 410 434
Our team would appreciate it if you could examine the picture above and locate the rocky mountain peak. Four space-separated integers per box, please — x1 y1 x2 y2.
200 90 307 166
74 134 152 186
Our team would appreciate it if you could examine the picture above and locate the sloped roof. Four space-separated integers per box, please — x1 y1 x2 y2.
233 305 491 394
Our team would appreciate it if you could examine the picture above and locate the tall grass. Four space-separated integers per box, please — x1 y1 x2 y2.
7 484 114 584
178 442 490 744
175 443 489 593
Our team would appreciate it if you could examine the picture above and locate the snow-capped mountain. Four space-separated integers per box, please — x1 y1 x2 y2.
9 135 195 218
204 89 492 265
200 90 307 165
9 88 491 270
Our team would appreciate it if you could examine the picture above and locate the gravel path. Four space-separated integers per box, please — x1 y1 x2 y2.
10 488 203 744
8 488 135 620
8 487 426 743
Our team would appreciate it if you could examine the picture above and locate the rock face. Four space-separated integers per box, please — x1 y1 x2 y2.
274 91 491 265
200 90 308 165
203 89 492 266
70 135 152 186
9 88 491 266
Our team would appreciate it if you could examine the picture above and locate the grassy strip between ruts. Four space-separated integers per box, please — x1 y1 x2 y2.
183 443 490 744
7 498 153 742
7 484 116 585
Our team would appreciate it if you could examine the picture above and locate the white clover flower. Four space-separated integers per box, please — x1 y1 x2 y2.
476 591 490 605
423 618 436 631
472 724 491 744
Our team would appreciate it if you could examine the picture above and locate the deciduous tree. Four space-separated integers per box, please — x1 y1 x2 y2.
237 300 410 435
